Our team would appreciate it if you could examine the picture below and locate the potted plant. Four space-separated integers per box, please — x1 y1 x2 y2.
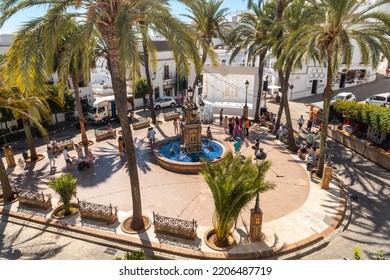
49 173 78 218
200 152 275 249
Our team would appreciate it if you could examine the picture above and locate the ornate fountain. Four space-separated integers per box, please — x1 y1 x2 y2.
152 87 229 174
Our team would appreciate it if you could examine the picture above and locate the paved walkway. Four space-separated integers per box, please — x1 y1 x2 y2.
0 103 347 259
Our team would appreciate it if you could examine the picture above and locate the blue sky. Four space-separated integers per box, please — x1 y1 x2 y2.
0 1 249 34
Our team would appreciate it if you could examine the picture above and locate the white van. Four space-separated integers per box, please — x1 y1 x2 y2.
365 93 390 106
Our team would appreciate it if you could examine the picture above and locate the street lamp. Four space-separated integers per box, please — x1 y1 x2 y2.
187 86 194 101
243 80 249 118
262 75 269 108
249 148 267 242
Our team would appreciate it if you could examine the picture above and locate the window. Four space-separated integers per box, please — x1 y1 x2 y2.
98 107 105 113
164 65 170 79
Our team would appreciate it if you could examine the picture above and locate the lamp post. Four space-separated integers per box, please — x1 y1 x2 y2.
243 80 249 119
187 86 194 102
249 149 267 242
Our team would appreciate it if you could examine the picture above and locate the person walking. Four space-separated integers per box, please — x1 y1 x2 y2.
233 137 242 155
297 115 305 131
47 146 56 171
245 118 250 136
223 116 228 133
63 146 75 172
219 108 224 125
118 136 124 156
306 118 313 132
173 118 179 135
147 127 156 145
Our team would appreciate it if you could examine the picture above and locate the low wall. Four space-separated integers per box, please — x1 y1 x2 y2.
327 129 390 171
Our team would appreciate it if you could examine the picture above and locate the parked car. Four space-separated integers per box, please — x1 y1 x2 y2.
330 92 356 105
153 96 177 110
365 93 390 106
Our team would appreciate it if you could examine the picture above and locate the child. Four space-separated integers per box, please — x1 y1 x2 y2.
233 137 241 155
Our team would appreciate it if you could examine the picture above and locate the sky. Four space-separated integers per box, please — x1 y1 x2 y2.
0 0 249 35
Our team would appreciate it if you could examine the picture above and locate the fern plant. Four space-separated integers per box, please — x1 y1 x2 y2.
200 152 275 246
48 173 77 216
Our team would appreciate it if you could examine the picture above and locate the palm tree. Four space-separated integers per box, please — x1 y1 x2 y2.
0 0 200 231
291 0 390 175
200 152 275 246
182 0 231 88
228 0 274 122
7 16 95 157
48 173 78 216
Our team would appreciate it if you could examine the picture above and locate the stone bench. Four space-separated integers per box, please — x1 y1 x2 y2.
95 128 116 142
132 118 150 130
153 212 197 240
16 189 52 210
77 199 118 224
52 139 74 154
163 112 179 122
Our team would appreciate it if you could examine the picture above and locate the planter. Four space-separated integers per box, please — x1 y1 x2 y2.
163 112 179 122
132 119 150 130
0 192 18 206
51 203 79 220
204 228 236 251
121 216 151 234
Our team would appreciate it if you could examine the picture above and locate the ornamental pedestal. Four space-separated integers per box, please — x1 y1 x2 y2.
321 165 332 190
249 208 263 242
4 146 16 168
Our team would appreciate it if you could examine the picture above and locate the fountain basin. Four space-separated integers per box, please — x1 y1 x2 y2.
153 136 230 174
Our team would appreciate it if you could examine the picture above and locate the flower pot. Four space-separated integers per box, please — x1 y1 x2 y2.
204 228 236 251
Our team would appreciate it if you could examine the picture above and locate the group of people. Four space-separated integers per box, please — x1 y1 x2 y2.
297 140 319 163
297 110 320 133
46 140 94 172
223 115 251 138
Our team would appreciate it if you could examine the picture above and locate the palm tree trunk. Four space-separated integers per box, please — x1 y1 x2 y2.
0 156 13 202
22 117 38 161
254 54 266 122
71 75 89 155
100 25 144 231
316 54 333 176
193 49 209 89
141 36 157 125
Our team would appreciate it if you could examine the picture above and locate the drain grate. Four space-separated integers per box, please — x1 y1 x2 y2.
104 247 117 255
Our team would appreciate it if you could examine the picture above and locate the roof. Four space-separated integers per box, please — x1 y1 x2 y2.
93 94 134 106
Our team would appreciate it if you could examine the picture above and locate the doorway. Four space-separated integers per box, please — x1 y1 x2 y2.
311 80 318 94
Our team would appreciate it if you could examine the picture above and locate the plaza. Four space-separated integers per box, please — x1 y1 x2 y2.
1 100 346 259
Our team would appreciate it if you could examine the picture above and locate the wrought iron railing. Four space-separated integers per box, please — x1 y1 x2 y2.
77 199 117 216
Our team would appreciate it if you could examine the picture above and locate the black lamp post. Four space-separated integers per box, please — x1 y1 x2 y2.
243 80 249 118
263 75 269 108
187 86 194 101
249 149 267 242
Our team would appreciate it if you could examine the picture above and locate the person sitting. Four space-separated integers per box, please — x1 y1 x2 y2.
206 126 213 139
297 140 307 160
305 146 318 163
106 122 116 137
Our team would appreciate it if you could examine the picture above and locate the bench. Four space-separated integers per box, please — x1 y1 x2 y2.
52 139 74 154
153 212 197 240
132 118 150 130
95 128 116 142
163 112 179 122
77 199 118 224
16 189 52 210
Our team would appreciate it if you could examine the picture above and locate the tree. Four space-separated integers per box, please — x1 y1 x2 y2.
199 152 275 246
182 0 231 88
48 173 78 216
228 0 274 122
291 0 390 175
0 0 200 231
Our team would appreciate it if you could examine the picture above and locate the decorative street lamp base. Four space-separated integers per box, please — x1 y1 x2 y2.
243 105 249 119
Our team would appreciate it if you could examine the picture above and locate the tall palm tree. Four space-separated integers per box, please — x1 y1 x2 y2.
8 15 96 156
291 0 390 175
0 0 200 231
200 152 275 246
182 0 231 88
228 0 274 122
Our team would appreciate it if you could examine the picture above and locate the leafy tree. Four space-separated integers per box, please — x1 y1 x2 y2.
290 0 390 175
134 78 149 99
48 173 77 216
200 152 275 246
